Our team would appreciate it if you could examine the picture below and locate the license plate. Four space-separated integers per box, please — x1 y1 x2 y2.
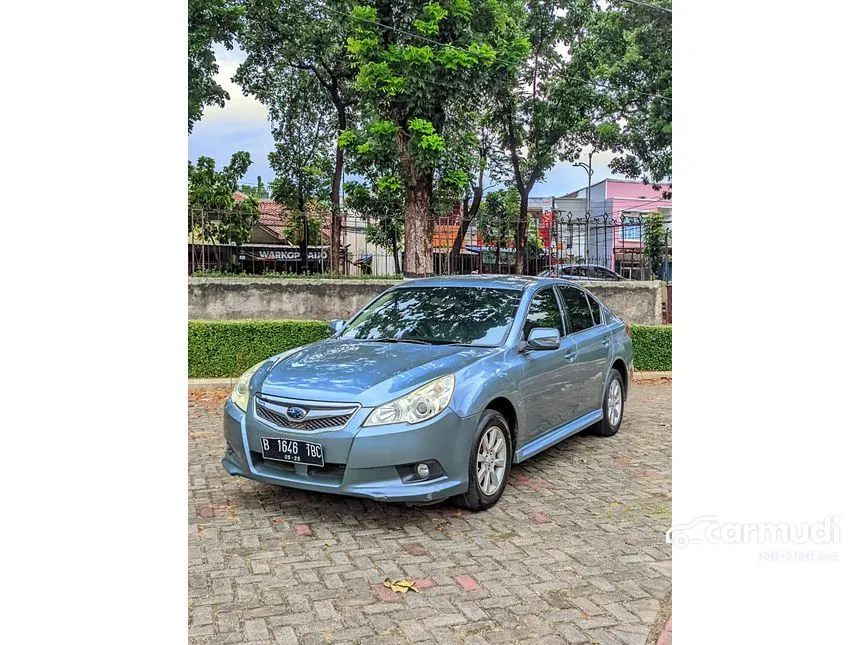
260 437 324 467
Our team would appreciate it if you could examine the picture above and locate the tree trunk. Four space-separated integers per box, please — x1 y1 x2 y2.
298 192 309 274
392 231 401 275
402 175 434 277
448 195 468 274
329 103 347 274
450 179 483 267
514 192 529 275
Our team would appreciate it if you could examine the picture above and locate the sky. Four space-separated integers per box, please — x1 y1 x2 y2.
188 45 627 199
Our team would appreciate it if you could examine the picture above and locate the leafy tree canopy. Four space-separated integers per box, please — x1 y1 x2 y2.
188 0 243 133
601 1 672 192
266 72 335 215
342 0 529 275
188 152 260 244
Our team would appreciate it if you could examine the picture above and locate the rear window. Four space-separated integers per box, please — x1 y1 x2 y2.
586 293 602 325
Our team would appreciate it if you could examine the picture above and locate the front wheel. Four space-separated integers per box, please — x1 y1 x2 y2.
455 410 512 511
594 369 625 437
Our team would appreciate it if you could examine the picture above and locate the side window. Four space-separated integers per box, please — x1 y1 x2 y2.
594 267 614 280
586 293 602 325
523 289 564 339
559 286 594 334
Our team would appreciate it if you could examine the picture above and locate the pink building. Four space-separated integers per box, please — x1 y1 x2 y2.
553 178 672 279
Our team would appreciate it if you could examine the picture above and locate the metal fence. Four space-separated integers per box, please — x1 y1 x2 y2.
188 208 672 281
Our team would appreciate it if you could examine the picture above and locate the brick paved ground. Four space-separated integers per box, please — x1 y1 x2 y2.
189 382 672 645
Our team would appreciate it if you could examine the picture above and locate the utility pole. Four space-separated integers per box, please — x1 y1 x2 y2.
572 150 594 263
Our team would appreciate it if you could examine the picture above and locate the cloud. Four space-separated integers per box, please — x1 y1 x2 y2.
533 147 627 197
200 46 269 125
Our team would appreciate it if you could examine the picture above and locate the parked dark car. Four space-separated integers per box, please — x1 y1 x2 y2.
538 264 627 281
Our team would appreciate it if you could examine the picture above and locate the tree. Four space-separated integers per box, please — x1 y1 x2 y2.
282 208 324 246
188 152 260 248
188 0 243 133
344 179 405 275
447 111 502 264
236 0 357 272
642 211 670 277
602 1 672 193
477 188 519 273
489 0 619 274
344 1 528 277
266 71 335 273
239 176 270 199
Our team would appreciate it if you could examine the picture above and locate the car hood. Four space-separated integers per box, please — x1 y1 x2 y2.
259 338 496 405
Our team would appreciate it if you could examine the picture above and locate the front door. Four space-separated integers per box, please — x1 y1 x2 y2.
557 285 611 414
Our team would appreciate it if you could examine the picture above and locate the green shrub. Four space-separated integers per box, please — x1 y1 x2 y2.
630 324 672 371
188 320 330 378
188 320 672 377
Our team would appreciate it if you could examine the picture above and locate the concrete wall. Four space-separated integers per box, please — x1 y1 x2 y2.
585 280 662 326
188 278 664 325
189 278 399 322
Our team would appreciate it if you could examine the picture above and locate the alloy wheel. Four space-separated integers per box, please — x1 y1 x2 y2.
607 379 623 427
476 425 507 496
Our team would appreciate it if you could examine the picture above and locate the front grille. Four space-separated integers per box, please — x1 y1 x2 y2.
254 394 358 432
256 406 352 430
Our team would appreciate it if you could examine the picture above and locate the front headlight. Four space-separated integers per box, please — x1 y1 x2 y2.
230 359 268 412
364 375 455 427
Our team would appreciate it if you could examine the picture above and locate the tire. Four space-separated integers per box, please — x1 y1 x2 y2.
594 368 625 437
455 409 512 511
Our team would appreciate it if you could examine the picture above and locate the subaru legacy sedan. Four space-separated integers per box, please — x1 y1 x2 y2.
222 276 633 510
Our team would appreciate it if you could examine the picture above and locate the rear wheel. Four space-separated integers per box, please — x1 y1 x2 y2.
455 410 511 511
593 369 624 437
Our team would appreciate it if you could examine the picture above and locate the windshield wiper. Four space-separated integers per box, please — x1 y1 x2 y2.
364 337 433 345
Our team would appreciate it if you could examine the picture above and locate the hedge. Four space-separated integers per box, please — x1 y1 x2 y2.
188 320 672 377
188 320 330 378
630 324 672 371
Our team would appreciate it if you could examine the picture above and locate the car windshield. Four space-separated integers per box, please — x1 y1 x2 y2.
340 286 522 346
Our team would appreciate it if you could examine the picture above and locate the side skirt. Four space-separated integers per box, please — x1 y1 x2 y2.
513 409 603 464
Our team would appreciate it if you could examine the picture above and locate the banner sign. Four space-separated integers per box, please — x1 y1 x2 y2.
239 247 329 262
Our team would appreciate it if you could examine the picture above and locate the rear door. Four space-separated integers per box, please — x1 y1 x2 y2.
516 287 571 441
557 285 611 414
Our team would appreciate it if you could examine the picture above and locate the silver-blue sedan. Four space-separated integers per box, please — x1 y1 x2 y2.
222 275 633 510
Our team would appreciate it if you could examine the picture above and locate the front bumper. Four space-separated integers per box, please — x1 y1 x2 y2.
221 397 477 503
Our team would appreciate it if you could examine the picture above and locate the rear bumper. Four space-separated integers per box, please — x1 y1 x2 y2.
222 398 476 503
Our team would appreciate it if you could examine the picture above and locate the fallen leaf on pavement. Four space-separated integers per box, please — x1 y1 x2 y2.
383 578 420 593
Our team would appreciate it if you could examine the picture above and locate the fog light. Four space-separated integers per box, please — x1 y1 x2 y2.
395 460 445 483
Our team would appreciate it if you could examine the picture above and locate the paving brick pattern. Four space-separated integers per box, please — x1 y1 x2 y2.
188 383 672 644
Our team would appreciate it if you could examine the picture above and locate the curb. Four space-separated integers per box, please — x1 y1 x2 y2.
633 370 672 382
188 378 236 389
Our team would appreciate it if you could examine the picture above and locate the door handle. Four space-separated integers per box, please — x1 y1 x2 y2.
601 337 610 347
565 349 578 361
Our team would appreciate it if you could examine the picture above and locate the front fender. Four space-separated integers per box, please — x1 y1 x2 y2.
449 348 525 421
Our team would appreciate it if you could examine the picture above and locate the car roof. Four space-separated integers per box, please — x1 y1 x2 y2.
553 263 609 269
391 274 558 291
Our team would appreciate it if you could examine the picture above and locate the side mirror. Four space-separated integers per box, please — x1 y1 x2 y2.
329 319 345 335
526 327 561 350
